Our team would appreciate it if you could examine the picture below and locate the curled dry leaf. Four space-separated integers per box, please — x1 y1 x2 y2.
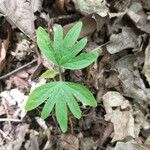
63 15 97 39
72 0 109 17
102 91 135 142
102 91 125 114
116 55 150 103
1 124 29 150
0 0 35 39
127 2 150 34
142 43 150 85
108 0 131 12
107 27 137 54
113 140 150 150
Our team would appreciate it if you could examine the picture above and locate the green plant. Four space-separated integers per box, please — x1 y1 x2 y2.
25 22 99 132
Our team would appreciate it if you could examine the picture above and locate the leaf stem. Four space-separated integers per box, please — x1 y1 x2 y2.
58 67 63 81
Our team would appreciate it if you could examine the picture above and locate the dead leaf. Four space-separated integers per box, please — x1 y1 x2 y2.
59 134 79 150
142 43 150 85
108 0 131 12
127 2 150 34
102 91 135 142
107 27 137 54
63 15 97 39
111 109 135 142
0 0 35 39
102 91 125 114
52 0 66 15
1 124 29 150
116 55 150 103
72 0 109 17
113 140 150 150
80 137 98 150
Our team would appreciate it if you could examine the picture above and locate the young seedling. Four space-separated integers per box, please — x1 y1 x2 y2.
25 22 99 132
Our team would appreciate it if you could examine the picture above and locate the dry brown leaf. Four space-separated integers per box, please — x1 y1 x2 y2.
52 0 66 15
102 91 135 142
102 91 125 114
107 27 137 54
113 140 150 150
72 0 108 17
116 55 150 103
59 134 79 150
127 2 150 34
63 15 97 39
108 0 131 12
0 0 35 39
80 137 98 150
142 43 150 85
1 124 29 150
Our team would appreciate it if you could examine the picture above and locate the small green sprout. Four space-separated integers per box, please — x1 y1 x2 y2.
25 22 99 132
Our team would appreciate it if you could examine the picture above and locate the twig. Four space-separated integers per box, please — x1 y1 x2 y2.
0 118 22 122
0 58 38 80
58 67 63 81
0 129 11 140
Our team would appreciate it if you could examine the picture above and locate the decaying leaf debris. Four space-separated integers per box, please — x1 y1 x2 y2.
0 0 150 149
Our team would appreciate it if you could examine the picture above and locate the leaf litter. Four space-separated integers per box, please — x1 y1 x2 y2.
0 0 150 149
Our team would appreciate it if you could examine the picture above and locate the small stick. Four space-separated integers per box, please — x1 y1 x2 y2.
0 118 22 122
0 129 11 140
0 58 38 80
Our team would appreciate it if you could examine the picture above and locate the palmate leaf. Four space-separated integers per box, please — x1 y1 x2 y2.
36 27 58 64
63 22 82 47
36 22 99 70
62 52 99 70
25 81 97 132
54 25 63 61
59 38 87 64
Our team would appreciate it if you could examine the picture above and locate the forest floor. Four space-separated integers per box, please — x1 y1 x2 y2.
0 0 150 149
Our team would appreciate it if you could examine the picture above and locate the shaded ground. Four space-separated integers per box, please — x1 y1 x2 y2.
0 0 150 149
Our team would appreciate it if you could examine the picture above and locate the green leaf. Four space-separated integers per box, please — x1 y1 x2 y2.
59 38 87 64
41 97 55 119
62 52 99 70
55 90 68 132
26 81 97 132
63 22 82 47
40 69 58 79
36 27 58 64
25 82 57 111
63 87 81 119
66 82 97 107
54 25 63 61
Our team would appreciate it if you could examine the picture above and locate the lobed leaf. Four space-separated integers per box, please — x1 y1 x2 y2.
25 81 97 132
54 25 63 61
36 27 58 64
59 38 87 64
25 82 57 111
63 87 81 119
66 82 97 107
63 22 82 47
55 90 68 132
62 52 99 70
